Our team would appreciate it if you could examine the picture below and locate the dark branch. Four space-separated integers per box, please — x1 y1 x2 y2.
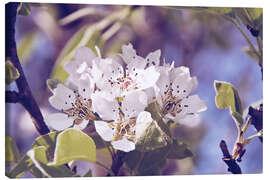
219 140 242 174
6 90 20 103
5 3 50 135
107 151 127 176
248 104 263 142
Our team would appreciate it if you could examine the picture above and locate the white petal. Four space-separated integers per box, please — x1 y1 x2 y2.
155 66 170 96
122 91 148 118
171 66 190 82
74 46 96 67
45 113 74 131
49 84 76 110
126 55 147 79
177 114 201 127
171 73 194 99
176 95 207 117
111 137 135 152
121 43 137 64
135 111 153 140
74 119 89 130
190 77 198 92
91 92 120 121
78 73 94 100
136 66 160 90
99 58 124 81
94 121 114 141
144 87 156 104
145 49 161 67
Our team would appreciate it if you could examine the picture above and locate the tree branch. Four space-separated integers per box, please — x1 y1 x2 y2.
6 90 20 103
248 105 263 142
219 140 242 174
106 151 127 176
5 3 50 135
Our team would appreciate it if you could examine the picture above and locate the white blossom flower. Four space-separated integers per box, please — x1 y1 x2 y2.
92 90 152 152
155 64 207 123
91 43 160 98
45 73 96 131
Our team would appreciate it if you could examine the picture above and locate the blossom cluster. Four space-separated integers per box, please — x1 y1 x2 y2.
45 43 207 152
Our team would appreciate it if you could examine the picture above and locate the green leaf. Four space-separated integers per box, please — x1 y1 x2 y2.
48 129 96 166
5 135 20 164
27 146 75 177
167 139 193 159
125 146 169 175
5 60 20 85
7 155 34 178
242 46 259 62
136 102 172 152
31 131 59 158
214 81 243 128
17 31 37 63
46 78 62 92
17 3 31 16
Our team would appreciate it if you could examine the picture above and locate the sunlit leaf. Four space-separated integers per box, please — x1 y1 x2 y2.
167 139 193 159
17 31 37 63
48 129 96 166
17 3 31 16
27 146 75 177
214 81 243 128
5 135 20 164
7 155 34 178
5 60 20 85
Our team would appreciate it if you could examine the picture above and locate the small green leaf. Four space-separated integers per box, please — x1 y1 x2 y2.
214 81 243 128
5 60 20 85
167 139 193 159
5 135 20 164
17 3 31 16
242 46 259 62
46 78 62 92
17 31 37 63
49 129 96 166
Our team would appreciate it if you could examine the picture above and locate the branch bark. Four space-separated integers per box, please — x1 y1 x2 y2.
248 105 263 142
219 140 242 174
5 3 50 135
106 151 127 176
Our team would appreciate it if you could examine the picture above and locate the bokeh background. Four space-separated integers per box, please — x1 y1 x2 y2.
5 4 263 177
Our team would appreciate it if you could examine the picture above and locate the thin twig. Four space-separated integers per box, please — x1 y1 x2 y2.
219 140 242 174
248 105 263 142
5 3 50 135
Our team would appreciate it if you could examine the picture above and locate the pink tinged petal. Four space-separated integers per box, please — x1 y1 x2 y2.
136 66 160 90
91 92 120 121
94 121 114 141
74 46 96 67
45 113 74 131
171 73 194 99
111 137 135 152
79 74 94 100
122 91 148 118
49 84 76 110
135 111 153 140
73 119 89 130
145 49 161 67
